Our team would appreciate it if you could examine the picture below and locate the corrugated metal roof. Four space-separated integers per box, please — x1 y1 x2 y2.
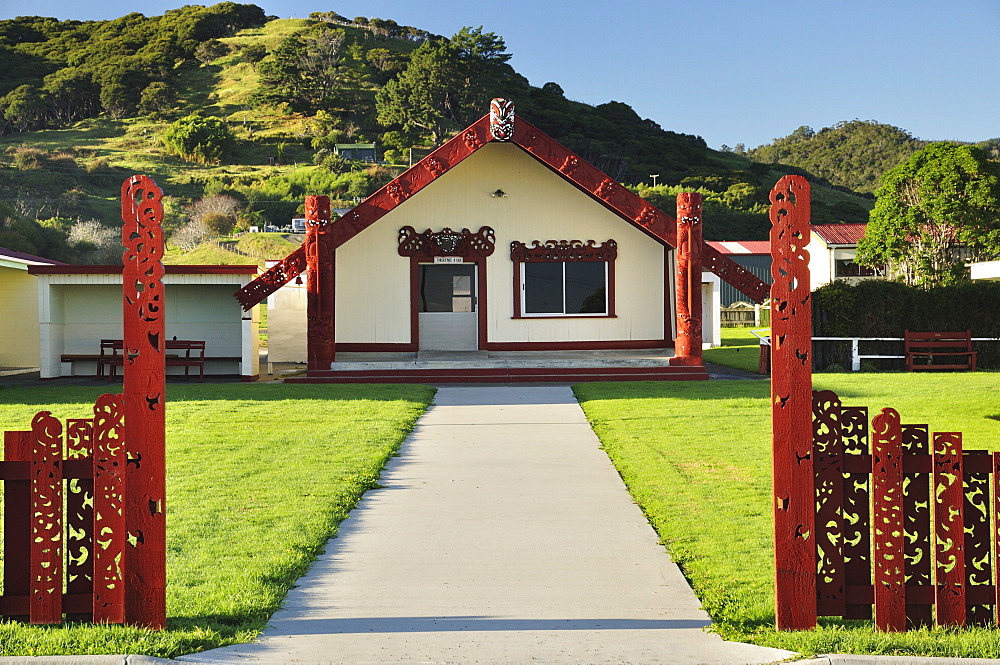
810 223 867 245
705 240 771 255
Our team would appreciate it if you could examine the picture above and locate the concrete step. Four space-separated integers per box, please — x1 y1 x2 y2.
285 364 708 384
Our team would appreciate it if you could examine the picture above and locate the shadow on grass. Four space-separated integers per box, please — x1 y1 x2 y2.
0 382 436 407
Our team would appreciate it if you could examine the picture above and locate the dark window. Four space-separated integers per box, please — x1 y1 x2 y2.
835 259 881 277
523 262 607 315
419 264 476 312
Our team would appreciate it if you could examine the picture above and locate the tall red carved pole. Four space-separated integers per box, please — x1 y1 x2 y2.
669 193 703 366
770 175 817 630
305 195 335 371
121 175 167 630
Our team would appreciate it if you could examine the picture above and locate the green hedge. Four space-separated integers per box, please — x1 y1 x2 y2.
812 280 1000 369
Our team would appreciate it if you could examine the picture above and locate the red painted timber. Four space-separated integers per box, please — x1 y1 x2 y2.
30 411 63 624
902 424 933 627
3 431 31 619
933 432 965 627
769 175 817 630
812 390 845 617
871 408 905 632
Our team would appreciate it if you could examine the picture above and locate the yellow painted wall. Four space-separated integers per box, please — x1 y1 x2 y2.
336 142 666 345
0 265 40 367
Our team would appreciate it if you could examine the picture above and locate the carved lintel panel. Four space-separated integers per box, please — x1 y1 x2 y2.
509 239 616 263
398 226 496 258
490 98 514 141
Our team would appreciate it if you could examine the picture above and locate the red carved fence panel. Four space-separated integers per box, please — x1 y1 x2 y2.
0 175 165 628
806 391 1000 630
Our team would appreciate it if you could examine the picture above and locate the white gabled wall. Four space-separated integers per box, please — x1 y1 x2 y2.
335 142 666 346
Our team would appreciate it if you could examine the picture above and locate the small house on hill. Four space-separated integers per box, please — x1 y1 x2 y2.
0 247 62 372
334 143 377 162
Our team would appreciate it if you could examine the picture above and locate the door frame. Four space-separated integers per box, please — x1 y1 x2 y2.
409 255 488 350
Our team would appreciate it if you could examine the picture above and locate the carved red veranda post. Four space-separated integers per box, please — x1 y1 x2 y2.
305 195 335 371
770 175 817 630
669 193 703 366
121 175 167 630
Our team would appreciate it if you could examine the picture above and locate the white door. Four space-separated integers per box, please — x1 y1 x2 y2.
418 264 478 351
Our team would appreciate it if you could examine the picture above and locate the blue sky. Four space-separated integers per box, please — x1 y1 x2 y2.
3 0 998 150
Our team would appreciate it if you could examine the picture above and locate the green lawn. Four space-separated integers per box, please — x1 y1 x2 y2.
0 383 434 658
703 326 768 374
575 371 1000 657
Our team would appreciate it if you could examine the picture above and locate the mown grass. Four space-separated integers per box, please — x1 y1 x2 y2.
703 326 768 374
0 382 434 658
575 372 1000 657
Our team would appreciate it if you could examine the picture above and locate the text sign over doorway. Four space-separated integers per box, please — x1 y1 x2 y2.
434 256 464 264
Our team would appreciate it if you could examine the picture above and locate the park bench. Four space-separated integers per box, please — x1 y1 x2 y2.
62 339 208 381
904 329 977 372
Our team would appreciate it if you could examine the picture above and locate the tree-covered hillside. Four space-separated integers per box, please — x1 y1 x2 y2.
745 120 926 195
0 4 885 263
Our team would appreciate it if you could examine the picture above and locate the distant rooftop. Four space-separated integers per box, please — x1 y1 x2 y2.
705 240 770 255
811 223 867 245
0 246 64 267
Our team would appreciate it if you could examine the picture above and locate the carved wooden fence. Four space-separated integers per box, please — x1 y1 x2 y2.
813 390 994 630
0 175 166 628
1 396 126 623
770 174 998 632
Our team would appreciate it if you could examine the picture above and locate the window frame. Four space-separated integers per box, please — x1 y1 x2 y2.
510 239 617 319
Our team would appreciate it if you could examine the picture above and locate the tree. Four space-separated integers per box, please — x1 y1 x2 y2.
856 142 1000 286
376 27 522 145
68 219 123 264
161 114 235 164
138 81 176 116
195 38 229 63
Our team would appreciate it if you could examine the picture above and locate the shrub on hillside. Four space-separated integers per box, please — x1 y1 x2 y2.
162 114 235 165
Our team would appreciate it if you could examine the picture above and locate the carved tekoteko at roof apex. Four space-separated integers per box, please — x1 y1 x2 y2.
233 98 770 312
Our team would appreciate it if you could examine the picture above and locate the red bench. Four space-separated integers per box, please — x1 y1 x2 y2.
904 330 977 372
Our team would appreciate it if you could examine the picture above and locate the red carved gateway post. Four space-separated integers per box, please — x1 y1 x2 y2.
669 193 703 366
120 174 167 629
769 175 817 630
305 195 335 370
0 175 166 629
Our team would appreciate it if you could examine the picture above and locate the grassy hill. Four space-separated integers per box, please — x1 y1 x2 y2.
0 7 897 263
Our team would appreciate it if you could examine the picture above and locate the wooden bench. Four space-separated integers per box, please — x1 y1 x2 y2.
62 339 207 381
904 330 977 372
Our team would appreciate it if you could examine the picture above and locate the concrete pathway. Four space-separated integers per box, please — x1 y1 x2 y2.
178 385 794 665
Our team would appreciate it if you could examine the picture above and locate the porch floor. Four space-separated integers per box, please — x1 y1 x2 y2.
284 348 713 384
